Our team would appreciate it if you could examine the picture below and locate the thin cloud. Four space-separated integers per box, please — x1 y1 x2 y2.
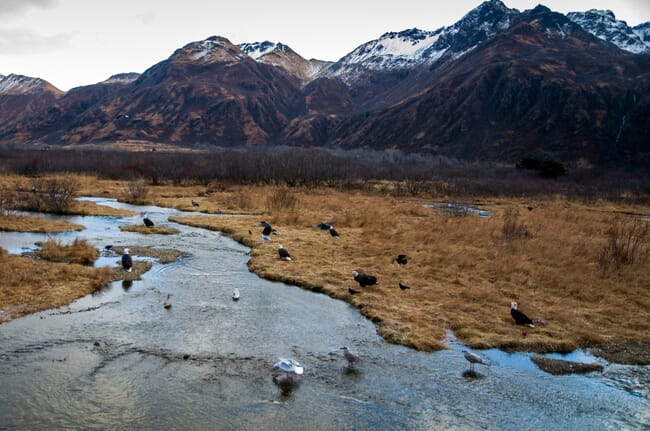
136 10 157 26
0 0 58 16
0 29 75 55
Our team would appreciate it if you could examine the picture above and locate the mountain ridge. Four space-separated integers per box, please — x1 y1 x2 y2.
0 1 648 167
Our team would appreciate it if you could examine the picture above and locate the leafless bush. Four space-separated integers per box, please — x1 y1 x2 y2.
27 175 80 213
123 178 149 204
265 188 299 212
0 186 18 216
222 191 254 211
598 217 649 273
393 179 431 197
495 207 530 245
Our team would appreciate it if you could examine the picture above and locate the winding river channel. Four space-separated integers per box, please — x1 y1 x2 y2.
0 198 648 430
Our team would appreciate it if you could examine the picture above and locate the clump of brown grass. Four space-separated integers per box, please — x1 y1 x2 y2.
222 190 255 211
0 185 18 216
494 207 530 245
0 247 112 323
34 238 99 266
265 187 299 212
598 217 649 274
0 215 84 233
123 178 150 204
119 225 180 235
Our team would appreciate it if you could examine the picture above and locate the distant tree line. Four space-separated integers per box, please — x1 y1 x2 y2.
0 145 648 202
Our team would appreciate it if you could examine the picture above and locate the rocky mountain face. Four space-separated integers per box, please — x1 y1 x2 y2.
0 1 648 166
322 6 650 165
0 74 63 133
567 9 650 54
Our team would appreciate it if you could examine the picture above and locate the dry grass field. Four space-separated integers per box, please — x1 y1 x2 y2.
0 215 84 233
0 175 649 363
0 247 112 323
168 185 650 363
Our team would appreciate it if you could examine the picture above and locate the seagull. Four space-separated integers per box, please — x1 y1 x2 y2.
340 346 360 367
328 226 340 238
232 288 240 301
121 248 133 272
278 244 292 261
396 254 408 265
163 294 172 309
353 271 377 287
271 358 304 386
511 301 535 327
272 358 304 375
463 350 490 372
398 282 411 291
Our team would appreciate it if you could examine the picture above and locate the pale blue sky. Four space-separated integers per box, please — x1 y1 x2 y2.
1 0 648 91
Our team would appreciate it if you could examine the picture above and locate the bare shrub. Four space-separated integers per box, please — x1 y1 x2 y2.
222 191 254 211
35 238 99 266
27 175 80 213
0 186 18 216
495 207 530 245
265 188 299 212
598 217 649 273
123 178 149 204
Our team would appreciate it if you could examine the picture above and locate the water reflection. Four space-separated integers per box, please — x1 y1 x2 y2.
0 198 648 430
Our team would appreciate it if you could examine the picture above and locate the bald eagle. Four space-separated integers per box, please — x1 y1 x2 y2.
278 244 292 261
511 302 535 327
353 271 377 287
121 248 133 272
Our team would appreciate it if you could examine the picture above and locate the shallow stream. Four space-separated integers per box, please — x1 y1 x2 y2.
0 198 648 430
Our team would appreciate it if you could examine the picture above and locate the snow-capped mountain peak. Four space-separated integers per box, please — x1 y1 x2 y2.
328 0 518 82
0 73 61 95
238 41 331 82
171 36 247 63
567 9 650 54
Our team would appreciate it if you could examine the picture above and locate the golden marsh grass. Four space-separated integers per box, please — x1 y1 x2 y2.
0 175 648 363
170 186 650 362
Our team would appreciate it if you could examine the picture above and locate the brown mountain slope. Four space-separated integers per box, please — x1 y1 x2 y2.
325 6 650 165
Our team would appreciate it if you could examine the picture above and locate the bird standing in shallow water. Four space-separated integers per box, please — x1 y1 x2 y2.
121 248 132 272
340 346 360 367
511 301 535 327
463 350 490 372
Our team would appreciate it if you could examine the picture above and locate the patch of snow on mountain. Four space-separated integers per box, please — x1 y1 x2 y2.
238 41 276 59
0 74 46 94
193 38 225 60
567 9 650 54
